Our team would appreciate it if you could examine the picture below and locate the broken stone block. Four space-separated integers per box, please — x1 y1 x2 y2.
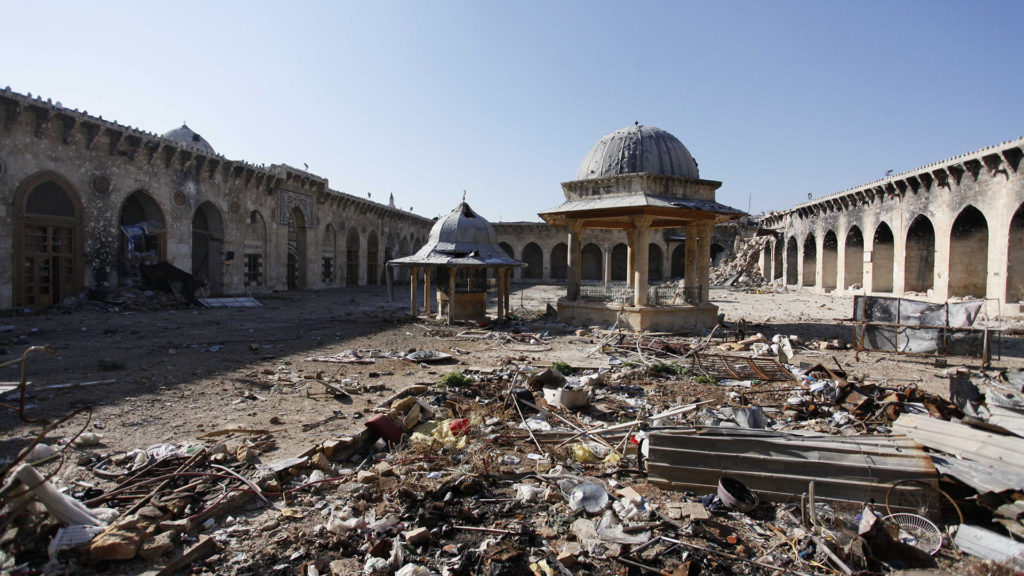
356 470 377 484
88 528 141 562
404 526 430 546
138 531 175 560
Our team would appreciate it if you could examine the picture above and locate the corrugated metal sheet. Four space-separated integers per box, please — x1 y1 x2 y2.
647 427 936 505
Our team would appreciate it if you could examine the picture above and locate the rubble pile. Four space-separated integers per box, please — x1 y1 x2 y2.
710 236 769 289
3 319 1024 575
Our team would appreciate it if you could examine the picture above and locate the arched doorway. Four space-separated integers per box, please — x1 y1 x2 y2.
802 234 816 287
844 227 863 289
710 243 726 266
498 242 514 259
522 243 543 279
904 215 935 293
192 202 224 295
322 224 337 285
822 231 838 291
286 207 307 290
118 190 166 285
581 243 602 281
786 237 798 285
872 223 894 293
649 243 664 282
346 228 360 286
550 243 567 280
949 206 988 298
761 243 771 279
366 231 379 285
611 243 628 281
671 242 686 279
244 211 266 288
773 238 783 281
1008 203 1024 304
14 174 83 307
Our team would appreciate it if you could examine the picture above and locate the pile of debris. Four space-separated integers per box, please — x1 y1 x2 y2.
710 236 769 290
4 322 1024 575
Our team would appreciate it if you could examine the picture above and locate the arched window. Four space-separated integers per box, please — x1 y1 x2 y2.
581 243 603 281
904 216 935 293
844 227 863 289
949 206 988 298
523 243 543 279
872 223 894 293
550 243 567 280
802 234 817 287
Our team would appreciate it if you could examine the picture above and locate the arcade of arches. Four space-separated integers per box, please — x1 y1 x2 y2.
760 138 1024 316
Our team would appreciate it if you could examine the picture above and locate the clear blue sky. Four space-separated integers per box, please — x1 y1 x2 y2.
2 1 1021 222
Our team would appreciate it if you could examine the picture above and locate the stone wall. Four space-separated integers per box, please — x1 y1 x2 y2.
0 89 433 309
760 138 1024 316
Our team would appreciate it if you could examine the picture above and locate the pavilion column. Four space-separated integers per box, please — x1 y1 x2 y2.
423 268 431 316
684 224 698 302
496 269 505 320
697 222 713 303
567 223 583 301
626 228 636 288
603 247 612 285
410 267 418 317
633 219 650 307
448 271 456 324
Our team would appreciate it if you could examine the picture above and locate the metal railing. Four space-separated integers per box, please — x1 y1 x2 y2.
577 282 705 306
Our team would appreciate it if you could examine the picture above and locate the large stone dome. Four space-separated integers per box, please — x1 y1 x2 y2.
576 124 698 180
163 124 215 154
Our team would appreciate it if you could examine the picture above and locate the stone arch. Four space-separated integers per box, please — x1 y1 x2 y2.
118 190 166 284
786 236 798 285
244 211 267 287
192 201 225 295
802 233 816 287
710 243 726 267
671 242 686 279
498 242 514 259
581 243 602 281
367 230 380 285
286 207 307 290
1008 203 1024 304
13 171 84 308
949 206 988 298
904 215 935 293
399 236 411 258
322 223 337 285
872 222 894 293
773 238 783 281
550 243 567 280
649 243 664 282
822 231 838 291
844 226 864 289
522 242 543 279
346 227 360 286
611 243 628 281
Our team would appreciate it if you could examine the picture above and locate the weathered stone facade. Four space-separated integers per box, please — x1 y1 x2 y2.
0 89 433 309
760 138 1024 316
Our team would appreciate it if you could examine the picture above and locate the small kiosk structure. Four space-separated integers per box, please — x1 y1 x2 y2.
388 201 522 323
539 125 744 331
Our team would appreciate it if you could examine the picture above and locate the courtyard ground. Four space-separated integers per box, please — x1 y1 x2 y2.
2 283 1022 574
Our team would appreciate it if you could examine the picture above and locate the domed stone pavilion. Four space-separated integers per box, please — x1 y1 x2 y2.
539 124 744 331
388 200 522 323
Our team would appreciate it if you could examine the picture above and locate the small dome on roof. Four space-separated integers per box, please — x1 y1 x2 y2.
428 202 498 252
163 124 215 154
576 124 698 180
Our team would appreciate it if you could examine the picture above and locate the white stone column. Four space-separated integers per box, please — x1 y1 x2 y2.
633 219 650 307
684 224 698 300
603 246 612 285
567 223 583 301
698 222 712 303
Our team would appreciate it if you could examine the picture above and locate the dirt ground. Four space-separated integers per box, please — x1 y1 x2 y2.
2 282 1023 574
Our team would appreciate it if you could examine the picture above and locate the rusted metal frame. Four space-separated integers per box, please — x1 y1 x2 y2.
0 346 56 423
